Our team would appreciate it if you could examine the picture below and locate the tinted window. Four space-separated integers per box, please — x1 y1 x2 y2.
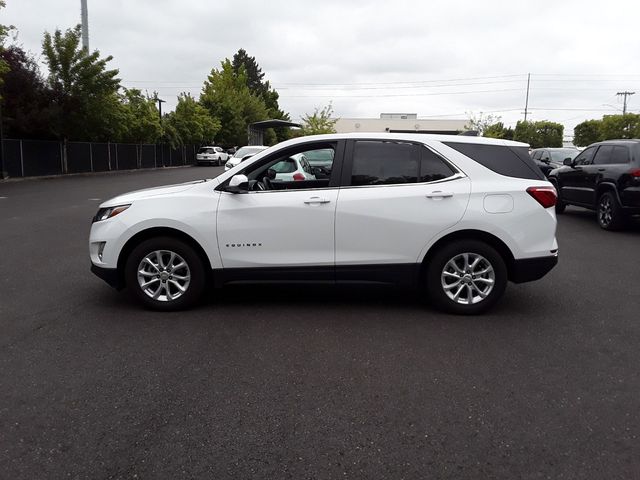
574 146 597 166
420 147 455 182
443 142 545 180
351 141 419 186
271 159 297 173
593 146 613 165
610 146 630 164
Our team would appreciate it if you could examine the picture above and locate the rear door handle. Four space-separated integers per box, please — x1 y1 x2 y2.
426 191 454 199
304 197 331 204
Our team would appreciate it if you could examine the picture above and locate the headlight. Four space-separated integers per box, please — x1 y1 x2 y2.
93 204 130 223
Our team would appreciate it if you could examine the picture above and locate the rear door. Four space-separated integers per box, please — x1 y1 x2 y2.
335 139 470 274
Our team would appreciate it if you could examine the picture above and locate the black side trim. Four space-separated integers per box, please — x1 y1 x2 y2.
213 263 420 287
91 264 124 290
510 255 558 284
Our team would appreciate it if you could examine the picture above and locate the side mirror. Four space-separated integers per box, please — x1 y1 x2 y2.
241 154 255 162
563 158 573 166
226 174 249 193
266 168 276 180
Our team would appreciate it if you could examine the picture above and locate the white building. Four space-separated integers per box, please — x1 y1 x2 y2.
334 114 467 135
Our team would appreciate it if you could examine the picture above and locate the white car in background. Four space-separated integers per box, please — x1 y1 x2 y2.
268 153 316 182
196 146 229 166
225 145 269 170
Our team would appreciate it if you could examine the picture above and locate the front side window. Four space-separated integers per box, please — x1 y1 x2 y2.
574 146 597 166
235 143 337 191
532 150 542 160
351 141 419 186
540 151 550 161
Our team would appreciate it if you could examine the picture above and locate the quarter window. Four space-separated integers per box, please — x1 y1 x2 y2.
351 141 419 186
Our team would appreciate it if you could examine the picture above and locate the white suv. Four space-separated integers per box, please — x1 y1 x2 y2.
89 133 558 314
196 146 228 166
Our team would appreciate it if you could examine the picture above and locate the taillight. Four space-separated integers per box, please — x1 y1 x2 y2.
629 168 640 177
292 172 305 181
527 186 557 208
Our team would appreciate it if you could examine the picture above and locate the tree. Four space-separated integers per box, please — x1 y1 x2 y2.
0 0 15 100
599 114 640 140
0 45 54 139
465 112 501 135
42 25 122 141
299 103 338 136
165 93 220 145
200 59 269 146
573 119 602 147
119 88 162 143
232 48 291 142
483 122 514 140
513 120 563 148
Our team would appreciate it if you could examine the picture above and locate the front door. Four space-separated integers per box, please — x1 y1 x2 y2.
560 145 598 204
216 141 343 273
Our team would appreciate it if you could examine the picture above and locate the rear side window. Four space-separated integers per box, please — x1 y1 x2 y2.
420 147 455 182
610 146 630 164
351 141 419 185
593 146 613 165
443 142 545 180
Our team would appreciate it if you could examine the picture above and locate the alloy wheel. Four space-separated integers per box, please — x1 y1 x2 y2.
441 252 495 305
137 250 191 302
598 196 612 227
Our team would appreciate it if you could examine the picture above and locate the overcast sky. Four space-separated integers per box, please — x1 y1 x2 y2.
5 0 640 138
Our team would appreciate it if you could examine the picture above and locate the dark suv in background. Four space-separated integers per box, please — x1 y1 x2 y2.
548 139 640 230
530 147 579 177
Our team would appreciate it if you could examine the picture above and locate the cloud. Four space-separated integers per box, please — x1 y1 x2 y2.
4 0 640 138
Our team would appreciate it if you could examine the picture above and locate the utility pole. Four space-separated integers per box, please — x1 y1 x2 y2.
523 73 531 122
616 91 635 114
80 0 89 51
155 97 165 121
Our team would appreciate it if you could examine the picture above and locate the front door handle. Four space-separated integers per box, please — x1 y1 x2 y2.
426 191 454 199
304 197 331 204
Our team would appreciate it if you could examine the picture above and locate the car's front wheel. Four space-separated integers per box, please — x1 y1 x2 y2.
426 240 507 315
125 236 206 310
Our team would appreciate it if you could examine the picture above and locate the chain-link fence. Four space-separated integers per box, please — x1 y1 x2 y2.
0 140 199 178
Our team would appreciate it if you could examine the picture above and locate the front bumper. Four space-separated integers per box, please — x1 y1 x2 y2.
91 264 124 290
510 254 558 283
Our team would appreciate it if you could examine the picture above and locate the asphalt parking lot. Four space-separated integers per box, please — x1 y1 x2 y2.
1 166 639 479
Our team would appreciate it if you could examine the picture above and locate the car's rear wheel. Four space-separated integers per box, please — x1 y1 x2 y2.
125 237 206 311
426 240 507 315
597 191 626 230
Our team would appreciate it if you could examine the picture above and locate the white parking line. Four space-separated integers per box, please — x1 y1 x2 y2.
0 196 7 199
88 198 101 201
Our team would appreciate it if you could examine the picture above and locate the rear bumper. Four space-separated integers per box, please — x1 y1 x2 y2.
91 264 124 290
510 254 558 283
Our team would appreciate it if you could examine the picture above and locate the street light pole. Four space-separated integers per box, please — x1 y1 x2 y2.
155 97 165 121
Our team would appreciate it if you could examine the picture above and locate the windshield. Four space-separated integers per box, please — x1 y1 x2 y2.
233 146 265 158
550 149 579 163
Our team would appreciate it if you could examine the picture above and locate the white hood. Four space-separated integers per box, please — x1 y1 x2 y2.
101 180 206 206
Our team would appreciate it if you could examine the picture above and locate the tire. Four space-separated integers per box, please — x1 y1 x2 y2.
125 236 206 311
426 240 508 315
597 191 626 231
551 181 566 214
